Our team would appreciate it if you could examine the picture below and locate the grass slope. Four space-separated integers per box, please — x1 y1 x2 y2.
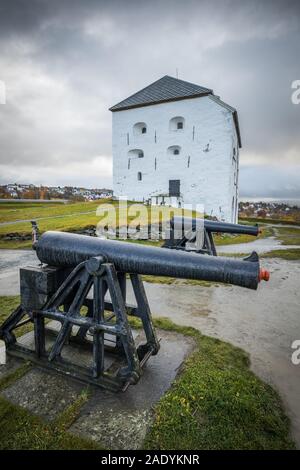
0 200 287 252
0 200 198 249
0 200 102 224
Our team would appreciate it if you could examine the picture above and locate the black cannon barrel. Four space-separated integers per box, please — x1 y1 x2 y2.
36 231 267 290
171 216 259 236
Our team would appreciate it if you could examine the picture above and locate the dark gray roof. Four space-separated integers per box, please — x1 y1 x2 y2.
109 75 213 111
109 75 241 147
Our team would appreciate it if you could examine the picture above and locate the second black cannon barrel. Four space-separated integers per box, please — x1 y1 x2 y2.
171 216 259 236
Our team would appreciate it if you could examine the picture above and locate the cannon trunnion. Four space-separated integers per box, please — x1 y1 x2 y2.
0 231 269 392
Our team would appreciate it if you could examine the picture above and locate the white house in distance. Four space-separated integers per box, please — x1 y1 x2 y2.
110 75 241 222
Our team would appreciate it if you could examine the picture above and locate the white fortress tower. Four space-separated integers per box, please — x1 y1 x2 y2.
110 75 241 222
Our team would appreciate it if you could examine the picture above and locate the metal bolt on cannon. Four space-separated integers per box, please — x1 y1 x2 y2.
0 220 270 391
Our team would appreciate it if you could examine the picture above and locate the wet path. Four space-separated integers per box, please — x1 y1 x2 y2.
0 249 299 447
0 250 37 295
218 236 300 254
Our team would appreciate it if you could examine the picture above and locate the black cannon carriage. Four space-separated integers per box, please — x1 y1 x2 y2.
0 230 269 392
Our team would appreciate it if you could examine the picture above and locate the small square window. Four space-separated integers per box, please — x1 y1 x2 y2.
173 149 180 155
142 127 147 134
177 122 183 130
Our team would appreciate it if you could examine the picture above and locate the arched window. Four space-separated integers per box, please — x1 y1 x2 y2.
169 116 185 131
137 172 142 181
133 122 147 136
128 149 144 159
167 145 181 156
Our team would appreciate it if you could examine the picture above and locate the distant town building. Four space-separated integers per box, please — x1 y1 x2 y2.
0 184 113 201
110 75 241 222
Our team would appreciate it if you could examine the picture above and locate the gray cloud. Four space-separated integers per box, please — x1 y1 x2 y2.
0 0 299 194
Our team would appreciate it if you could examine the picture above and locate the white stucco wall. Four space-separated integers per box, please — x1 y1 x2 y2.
112 95 239 222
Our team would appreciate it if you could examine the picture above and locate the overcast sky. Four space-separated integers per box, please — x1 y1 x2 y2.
0 0 299 196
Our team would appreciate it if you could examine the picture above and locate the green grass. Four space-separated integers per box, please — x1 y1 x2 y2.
261 249 300 260
0 200 199 249
142 317 295 450
0 296 35 337
213 226 272 246
273 227 300 245
239 216 300 226
120 238 163 247
0 240 32 249
0 213 103 235
3 200 297 254
0 297 295 450
0 200 102 224
213 233 255 246
0 362 32 392
218 253 247 258
141 275 218 287
0 200 200 225
0 389 100 450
